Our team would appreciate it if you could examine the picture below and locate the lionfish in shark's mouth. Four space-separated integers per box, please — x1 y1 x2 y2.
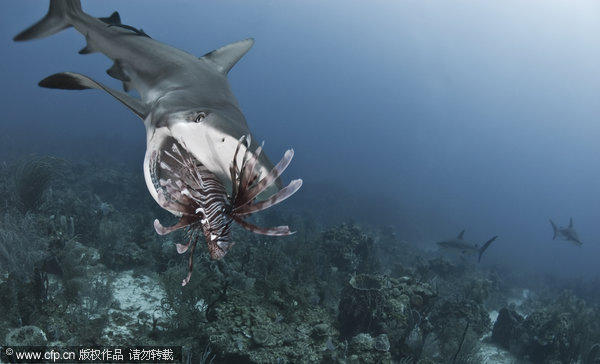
150 136 302 285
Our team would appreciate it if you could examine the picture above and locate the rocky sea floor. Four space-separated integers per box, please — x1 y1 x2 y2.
1 155 600 364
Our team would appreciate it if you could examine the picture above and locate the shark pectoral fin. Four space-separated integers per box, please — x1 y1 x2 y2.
39 72 148 119
201 38 254 74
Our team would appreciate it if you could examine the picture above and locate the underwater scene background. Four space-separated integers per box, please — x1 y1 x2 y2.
1 1 600 363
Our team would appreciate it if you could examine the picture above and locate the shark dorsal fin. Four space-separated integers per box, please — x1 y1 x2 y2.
108 23 151 38
569 218 573 228
99 11 121 25
202 38 254 74
457 229 465 240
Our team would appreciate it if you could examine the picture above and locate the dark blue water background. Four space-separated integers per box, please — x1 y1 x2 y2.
2 1 599 279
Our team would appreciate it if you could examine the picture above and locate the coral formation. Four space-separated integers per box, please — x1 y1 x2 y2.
14 156 58 211
491 290 600 363
0 156 599 363
0 212 49 282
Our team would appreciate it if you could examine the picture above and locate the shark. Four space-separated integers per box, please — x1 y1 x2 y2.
550 218 582 246
436 230 498 262
15 0 302 285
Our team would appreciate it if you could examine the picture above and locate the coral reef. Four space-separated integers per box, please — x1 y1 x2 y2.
14 155 59 211
491 307 523 350
491 290 600 363
1 155 599 363
0 212 49 282
5 325 48 346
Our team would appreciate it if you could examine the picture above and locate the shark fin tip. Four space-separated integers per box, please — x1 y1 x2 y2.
202 38 255 74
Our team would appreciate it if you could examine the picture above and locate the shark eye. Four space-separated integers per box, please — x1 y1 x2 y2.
194 112 207 123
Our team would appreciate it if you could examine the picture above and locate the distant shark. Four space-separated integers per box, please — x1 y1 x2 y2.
15 0 302 285
550 218 582 246
436 230 498 262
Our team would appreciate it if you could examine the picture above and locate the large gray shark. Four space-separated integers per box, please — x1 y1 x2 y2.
550 218 582 246
436 230 498 262
15 0 302 285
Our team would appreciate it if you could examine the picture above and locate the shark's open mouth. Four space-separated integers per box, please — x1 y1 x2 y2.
151 137 302 286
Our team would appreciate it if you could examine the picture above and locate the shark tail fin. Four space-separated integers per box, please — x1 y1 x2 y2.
550 219 558 240
478 236 498 263
14 0 82 41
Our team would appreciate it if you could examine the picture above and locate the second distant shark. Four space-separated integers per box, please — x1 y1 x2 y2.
437 230 498 262
550 218 582 246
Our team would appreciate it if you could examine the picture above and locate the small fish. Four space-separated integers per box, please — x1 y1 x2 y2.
15 0 302 285
549 218 582 246
436 229 498 262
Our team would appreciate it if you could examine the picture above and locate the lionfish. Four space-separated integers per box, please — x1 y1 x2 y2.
152 136 302 285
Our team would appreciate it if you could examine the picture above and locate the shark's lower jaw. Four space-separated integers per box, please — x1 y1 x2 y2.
150 136 302 286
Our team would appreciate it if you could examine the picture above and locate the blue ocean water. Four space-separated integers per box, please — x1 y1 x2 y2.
1 1 600 361
4 0 598 277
